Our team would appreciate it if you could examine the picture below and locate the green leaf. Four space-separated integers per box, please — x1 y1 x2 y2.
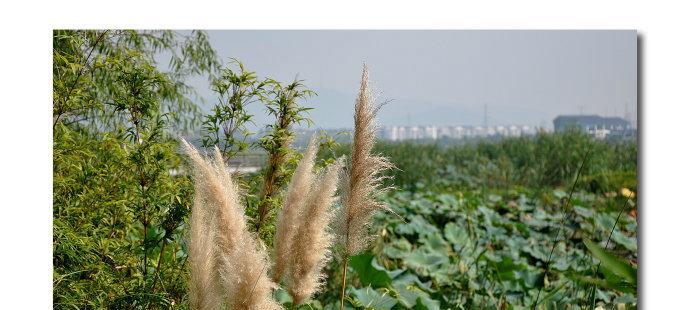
568 273 636 294
383 238 412 259
443 222 469 252
420 233 449 255
414 296 440 310
610 230 638 252
350 253 403 288
395 215 439 237
391 278 440 310
403 251 449 277
351 287 397 310
584 239 637 283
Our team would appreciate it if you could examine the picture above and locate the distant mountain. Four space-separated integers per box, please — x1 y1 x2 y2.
192 83 552 131
306 88 545 128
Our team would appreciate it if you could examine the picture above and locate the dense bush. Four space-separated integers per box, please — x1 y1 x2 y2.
53 123 193 307
53 30 220 308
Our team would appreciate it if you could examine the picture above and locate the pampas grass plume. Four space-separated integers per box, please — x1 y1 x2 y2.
186 146 221 310
182 64 391 310
288 157 344 304
182 140 281 310
338 64 394 257
272 136 319 283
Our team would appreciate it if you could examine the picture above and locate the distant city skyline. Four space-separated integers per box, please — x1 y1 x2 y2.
175 30 637 130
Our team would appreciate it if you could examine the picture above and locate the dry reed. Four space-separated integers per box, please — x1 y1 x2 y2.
337 64 394 258
287 157 344 304
336 64 393 310
272 137 319 283
187 151 221 310
182 140 281 310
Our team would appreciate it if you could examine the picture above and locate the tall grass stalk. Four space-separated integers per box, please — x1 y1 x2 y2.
337 65 393 310
183 140 280 310
273 137 319 283
288 157 344 304
183 65 391 310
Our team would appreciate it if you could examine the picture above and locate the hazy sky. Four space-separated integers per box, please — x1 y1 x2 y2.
184 30 637 130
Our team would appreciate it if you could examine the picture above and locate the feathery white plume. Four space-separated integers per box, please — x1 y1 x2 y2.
288 157 344 304
272 137 319 283
182 140 281 310
337 64 394 257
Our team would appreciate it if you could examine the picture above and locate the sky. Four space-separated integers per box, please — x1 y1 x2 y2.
183 30 637 130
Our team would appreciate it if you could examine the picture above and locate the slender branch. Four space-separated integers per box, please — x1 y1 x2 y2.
151 238 167 293
340 258 348 310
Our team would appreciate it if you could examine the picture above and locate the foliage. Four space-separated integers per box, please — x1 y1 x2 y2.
53 30 218 308
200 59 270 159
300 133 637 310
254 79 315 241
291 187 637 309
582 239 637 294
53 123 193 308
54 29 638 310
53 29 326 308
53 30 219 133
329 130 637 193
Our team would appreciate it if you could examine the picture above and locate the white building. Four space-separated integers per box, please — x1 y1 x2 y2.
381 125 540 141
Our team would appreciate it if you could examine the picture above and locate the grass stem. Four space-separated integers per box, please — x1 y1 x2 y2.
340 258 348 310
588 197 627 309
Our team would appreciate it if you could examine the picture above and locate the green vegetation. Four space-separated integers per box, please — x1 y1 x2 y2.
254 78 315 239
366 130 636 192
53 30 219 308
52 30 316 308
297 133 637 310
53 30 637 309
